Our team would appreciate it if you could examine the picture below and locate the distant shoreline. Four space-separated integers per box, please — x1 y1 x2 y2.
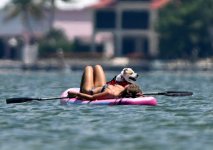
0 58 213 72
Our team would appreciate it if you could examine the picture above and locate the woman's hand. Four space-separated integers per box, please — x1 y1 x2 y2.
67 91 78 98
137 93 144 97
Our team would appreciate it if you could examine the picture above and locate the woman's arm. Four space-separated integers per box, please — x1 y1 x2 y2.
68 91 111 101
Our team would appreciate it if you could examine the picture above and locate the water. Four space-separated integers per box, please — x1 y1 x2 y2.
0 70 212 150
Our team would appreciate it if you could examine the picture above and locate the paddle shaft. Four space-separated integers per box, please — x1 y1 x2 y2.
144 92 165 96
6 91 193 104
144 91 193 96
6 97 67 104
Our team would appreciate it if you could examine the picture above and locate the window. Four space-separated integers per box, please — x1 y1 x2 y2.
95 10 116 29
122 36 149 57
122 11 149 29
122 37 136 55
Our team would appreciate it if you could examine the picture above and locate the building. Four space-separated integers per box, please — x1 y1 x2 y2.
0 0 159 60
54 0 159 58
91 0 158 58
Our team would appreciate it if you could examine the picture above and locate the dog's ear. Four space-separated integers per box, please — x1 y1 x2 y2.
121 68 127 75
125 68 135 75
122 68 128 74
122 68 128 71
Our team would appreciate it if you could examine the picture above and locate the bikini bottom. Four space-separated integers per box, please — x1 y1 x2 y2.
89 84 109 95
101 84 108 92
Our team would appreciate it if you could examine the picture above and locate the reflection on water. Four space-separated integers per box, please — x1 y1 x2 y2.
0 70 213 150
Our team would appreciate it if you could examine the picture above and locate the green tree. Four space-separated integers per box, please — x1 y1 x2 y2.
38 29 72 57
157 0 213 59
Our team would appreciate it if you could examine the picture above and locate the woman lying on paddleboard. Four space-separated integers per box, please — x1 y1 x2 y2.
68 65 143 100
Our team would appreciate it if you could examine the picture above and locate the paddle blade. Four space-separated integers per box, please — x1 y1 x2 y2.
6 97 37 104
164 91 193 96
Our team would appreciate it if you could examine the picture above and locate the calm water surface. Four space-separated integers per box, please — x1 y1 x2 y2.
0 69 212 150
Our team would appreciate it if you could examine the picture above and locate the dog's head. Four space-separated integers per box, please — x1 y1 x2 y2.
120 68 139 84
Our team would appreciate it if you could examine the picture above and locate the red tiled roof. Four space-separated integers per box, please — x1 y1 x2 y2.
150 0 171 9
89 0 116 9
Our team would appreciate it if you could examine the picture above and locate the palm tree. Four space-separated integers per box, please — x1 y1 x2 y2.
3 0 74 64
3 0 44 65
4 0 44 40
46 0 73 31
4 0 73 34
46 0 56 30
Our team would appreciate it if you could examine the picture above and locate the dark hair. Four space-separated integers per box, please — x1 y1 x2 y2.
121 84 142 98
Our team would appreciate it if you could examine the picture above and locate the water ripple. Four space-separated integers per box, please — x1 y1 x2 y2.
0 71 213 150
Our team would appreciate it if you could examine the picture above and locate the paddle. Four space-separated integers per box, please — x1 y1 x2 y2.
6 91 193 104
143 91 193 96
6 97 67 104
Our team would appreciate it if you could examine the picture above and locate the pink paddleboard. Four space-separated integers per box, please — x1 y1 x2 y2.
61 88 157 106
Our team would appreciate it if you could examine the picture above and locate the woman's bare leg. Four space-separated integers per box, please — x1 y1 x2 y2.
80 66 94 94
93 65 106 88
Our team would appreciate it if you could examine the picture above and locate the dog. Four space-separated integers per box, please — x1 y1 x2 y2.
107 68 139 86
115 68 139 84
